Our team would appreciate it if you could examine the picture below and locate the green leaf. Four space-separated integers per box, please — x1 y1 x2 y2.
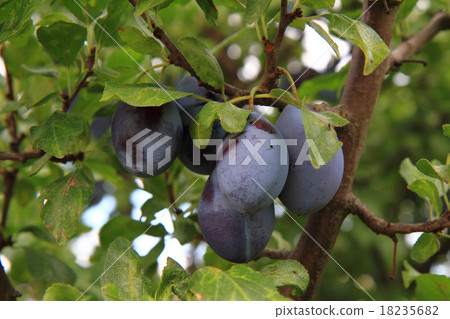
298 0 335 9
328 13 390 75
189 265 289 301
0 0 42 44
43 283 85 301
95 0 130 46
178 37 224 90
102 284 121 301
38 167 95 244
100 82 191 106
416 158 442 180
411 233 440 263
407 179 442 214
443 124 450 138
21 64 60 78
189 101 250 148
99 215 167 248
135 0 171 16
24 247 76 284
30 111 84 158
196 0 218 25
302 104 342 168
173 217 199 245
36 21 87 66
401 260 421 288
313 111 349 127
155 258 190 301
245 0 271 24
28 92 60 110
142 238 165 276
214 0 245 12
101 237 152 301
260 260 309 296
289 18 305 31
141 197 168 219
269 89 302 108
298 64 348 101
307 20 340 58
400 158 428 185
36 13 72 26
118 26 162 55
62 0 107 21
416 159 450 183
415 274 450 301
397 0 419 20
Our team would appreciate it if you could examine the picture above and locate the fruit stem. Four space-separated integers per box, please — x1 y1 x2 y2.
277 66 299 101
428 200 435 221
189 94 213 103
261 15 269 40
249 86 263 111
221 89 228 102
254 21 263 42
228 93 294 106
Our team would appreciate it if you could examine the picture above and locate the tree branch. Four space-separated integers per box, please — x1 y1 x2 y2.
348 193 450 238
0 259 20 301
288 1 402 300
257 248 291 260
62 47 96 112
0 150 84 164
260 0 296 91
389 11 450 70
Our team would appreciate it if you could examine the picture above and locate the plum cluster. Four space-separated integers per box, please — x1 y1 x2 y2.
111 77 344 263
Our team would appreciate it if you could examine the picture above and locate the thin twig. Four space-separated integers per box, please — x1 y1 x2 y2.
164 171 182 215
62 47 96 112
389 11 450 70
348 193 450 238
261 0 294 91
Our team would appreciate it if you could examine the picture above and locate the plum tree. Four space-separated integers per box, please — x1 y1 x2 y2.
175 77 225 175
215 112 289 214
276 105 344 215
198 171 275 263
111 102 182 177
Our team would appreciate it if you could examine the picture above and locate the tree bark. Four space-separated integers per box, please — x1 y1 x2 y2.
289 1 401 300
0 259 20 301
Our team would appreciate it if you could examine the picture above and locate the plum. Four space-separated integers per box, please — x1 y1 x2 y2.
276 104 344 215
111 102 182 177
198 171 275 263
215 112 289 214
175 76 225 175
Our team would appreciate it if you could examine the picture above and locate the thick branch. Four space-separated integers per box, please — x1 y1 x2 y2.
62 47 96 112
260 0 295 91
0 260 20 301
389 11 450 70
349 194 450 237
289 1 401 300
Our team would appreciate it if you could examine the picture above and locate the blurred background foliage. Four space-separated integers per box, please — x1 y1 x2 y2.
0 0 449 301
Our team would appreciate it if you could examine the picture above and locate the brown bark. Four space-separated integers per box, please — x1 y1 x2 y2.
289 1 402 300
0 260 20 301
389 11 450 70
